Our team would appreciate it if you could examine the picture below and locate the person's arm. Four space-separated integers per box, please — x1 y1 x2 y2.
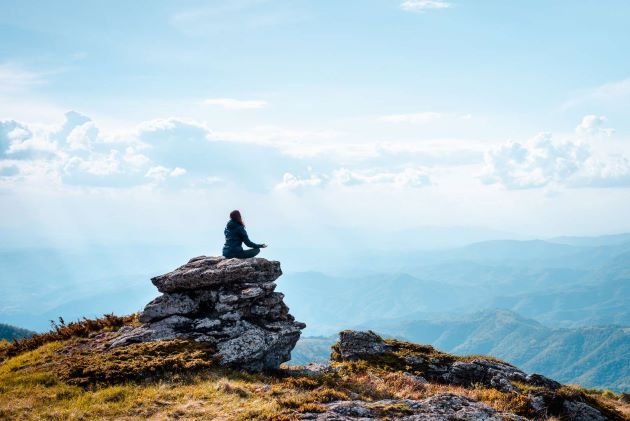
239 226 262 248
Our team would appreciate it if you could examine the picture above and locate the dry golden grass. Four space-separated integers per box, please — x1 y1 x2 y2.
0 340 538 420
1 319 628 420
0 314 138 362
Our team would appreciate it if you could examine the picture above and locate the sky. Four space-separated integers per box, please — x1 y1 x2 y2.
2 0 630 251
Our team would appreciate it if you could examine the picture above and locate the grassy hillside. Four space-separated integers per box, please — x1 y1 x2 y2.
0 316 627 420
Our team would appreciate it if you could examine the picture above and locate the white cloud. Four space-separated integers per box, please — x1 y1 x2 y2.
480 132 630 189
145 166 187 182
572 156 630 188
123 147 150 168
575 115 614 137
480 133 588 189
1 120 57 159
275 172 322 190
378 112 442 124
331 167 432 188
202 98 268 110
276 167 432 191
66 121 99 150
400 0 451 12
64 150 122 176
170 167 187 177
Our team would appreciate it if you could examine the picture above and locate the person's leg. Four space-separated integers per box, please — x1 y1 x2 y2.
241 248 260 258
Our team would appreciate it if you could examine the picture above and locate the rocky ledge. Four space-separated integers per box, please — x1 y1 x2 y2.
302 394 528 421
110 256 305 371
323 330 613 421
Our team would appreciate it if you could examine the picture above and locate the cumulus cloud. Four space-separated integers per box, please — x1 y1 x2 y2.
400 0 451 12
202 98 268 110
481 132 630 189
0 120 57 159
572 156 630 188
64 151 122 176
480 133 588 189
575 115 614 137
66 121 100 150
378 112 442 124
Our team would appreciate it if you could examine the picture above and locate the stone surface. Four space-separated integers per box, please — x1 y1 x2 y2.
151 256 282 293
333 330 394 360
444 360 526 393
330 330 612 420
301 394 528 420
110 256 304 371
138 293 199 323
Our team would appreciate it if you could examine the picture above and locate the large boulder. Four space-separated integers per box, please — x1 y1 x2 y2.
110 256 305 371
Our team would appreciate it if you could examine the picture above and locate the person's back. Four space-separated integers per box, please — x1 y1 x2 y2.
222 210 267 259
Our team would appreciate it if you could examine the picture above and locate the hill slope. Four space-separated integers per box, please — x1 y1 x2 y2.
0 317 627 420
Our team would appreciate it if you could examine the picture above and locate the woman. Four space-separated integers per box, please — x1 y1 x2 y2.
222 210 267 259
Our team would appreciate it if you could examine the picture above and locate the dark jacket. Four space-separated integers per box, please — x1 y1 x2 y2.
222 220 261 256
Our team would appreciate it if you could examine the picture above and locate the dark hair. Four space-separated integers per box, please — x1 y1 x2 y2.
230 210 244 226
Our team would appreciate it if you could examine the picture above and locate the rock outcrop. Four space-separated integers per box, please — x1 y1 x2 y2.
330 330 611 421
302 394 528 420
110 256 305 371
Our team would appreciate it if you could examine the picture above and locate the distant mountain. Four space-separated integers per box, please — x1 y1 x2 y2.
548 233 630 247
489 278 629 326
281 271 482 335
364 310 630 392
0 323 34 341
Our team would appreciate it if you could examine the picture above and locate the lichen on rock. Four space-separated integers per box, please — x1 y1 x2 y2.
330 330 612 421
110 256 305 372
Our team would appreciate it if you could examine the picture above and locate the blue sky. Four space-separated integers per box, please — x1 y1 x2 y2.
1 0 630 249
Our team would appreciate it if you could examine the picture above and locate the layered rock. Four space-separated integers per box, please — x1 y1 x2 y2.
330 330 610 421
302 394 528 420
110 256 305 371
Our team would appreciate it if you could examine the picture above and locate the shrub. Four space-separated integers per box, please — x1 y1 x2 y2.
0 314 137 361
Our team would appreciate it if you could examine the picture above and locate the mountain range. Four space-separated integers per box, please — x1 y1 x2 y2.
0 323 34 341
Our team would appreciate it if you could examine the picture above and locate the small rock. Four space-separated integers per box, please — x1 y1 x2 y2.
194 318 222 331
219 311 241 321
218 293 239 304
333 330 393 361
240 287 265 299
139 293 199 323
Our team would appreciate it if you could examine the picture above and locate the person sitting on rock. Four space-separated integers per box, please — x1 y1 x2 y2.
222 210 267 259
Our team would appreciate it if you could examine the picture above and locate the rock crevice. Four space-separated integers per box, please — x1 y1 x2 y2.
111 256 305 372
